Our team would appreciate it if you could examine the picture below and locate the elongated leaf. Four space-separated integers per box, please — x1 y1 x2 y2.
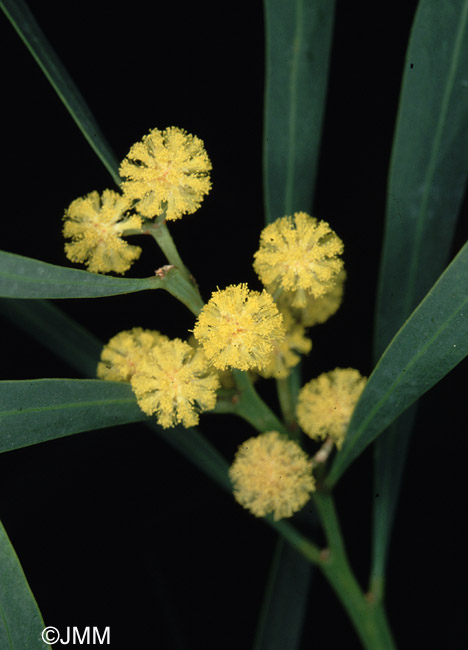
263 0 335 223
0 0 120 186
327 239 468 487
0 298 102 377
0 251 203 312
0 251 161 299
372 0 468 590
0 519 50 649
375 0 468 358
0 379 148 452
253 538 310 650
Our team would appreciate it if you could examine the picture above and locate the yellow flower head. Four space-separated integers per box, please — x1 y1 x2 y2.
97 328 169 382
278 270 346 327
297 368 367 449
130 339 220 428
119 126 212 221
63 189 142 274
253 212 344 307
259 310 312 379
229 431 316 520
193 284 285 371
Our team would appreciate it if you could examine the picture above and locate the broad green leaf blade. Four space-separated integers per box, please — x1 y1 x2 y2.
0 0 120 185
0 250 162 299
375 0 468 358
0 379 148 452
253 538 310 650
327 239 468 487
263 0 335 223
0 298 102 377
0 519 50 649
372 0 468 591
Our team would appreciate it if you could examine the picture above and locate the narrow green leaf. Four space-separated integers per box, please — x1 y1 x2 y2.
375 0 468 358
0 519 50 649
0 250 162 299
0 0 120 185
0 251 204 313
0 379 148 452
253 538 310 650
327 239 468 487
263 0 335 223
372 0 468 590
0 298 102 378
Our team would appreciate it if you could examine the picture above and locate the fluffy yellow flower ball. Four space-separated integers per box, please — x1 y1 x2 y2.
97 328 169 382
119 126 212 221
63 190 142 274
297 368 367 449
229 431 316 520
253 212 344 307
193 284 285 371
130 339 219 428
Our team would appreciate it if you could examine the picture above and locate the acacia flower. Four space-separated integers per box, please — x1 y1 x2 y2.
259 310 312 379
97 328 169 382
297 368 367 449
119 126 212 221
130 339 220 428
229 431 316 520
253 212 344 307
278 270 346 327
192 284 285 371
63 190 142 274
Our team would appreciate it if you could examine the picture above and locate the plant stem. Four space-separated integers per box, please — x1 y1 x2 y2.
313 489 396 649
269 518 322 564
227 369 290 436
146 220 197 285
275 365 301 441
142 218 205 315
160 266 205 316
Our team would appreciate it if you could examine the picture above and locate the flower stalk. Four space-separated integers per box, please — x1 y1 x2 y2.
145 219 198 287
275 367 301 440
313 490 397 650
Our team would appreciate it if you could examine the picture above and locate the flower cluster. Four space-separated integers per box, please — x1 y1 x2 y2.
82 129 362 522
98 330 219 429
63 127 212 274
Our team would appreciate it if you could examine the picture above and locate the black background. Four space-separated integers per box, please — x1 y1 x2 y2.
1 2 467 649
